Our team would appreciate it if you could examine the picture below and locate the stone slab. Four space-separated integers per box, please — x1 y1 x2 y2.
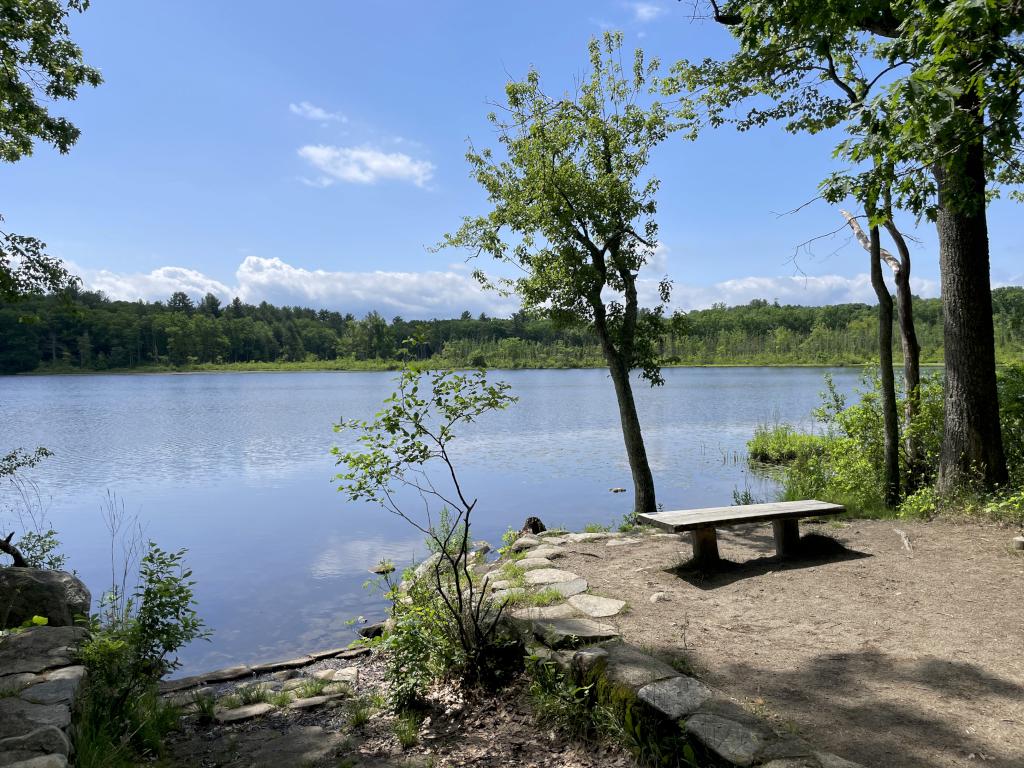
0 699 70 741
684 712 775 767
524 568 581 586
214 702 275 723
0 726 70 765
529 545 566 560
0 756 68 768
546 578 588 598
511 535 541 551
602 644 678 691
606 538 642 547
203 664 252 683
567 594 626 618
511 604 578 621
286 693 346 710
637 675 714 719
490 588 525 603
249 656 314 674
532 618 619 649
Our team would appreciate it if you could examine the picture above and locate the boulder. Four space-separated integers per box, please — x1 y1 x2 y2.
637 675 714 719
567 594 626 618
0 726 70 766
0 569 90 629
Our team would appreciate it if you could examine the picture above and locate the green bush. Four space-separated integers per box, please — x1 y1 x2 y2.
76 541 208 763
998 364 1024 486
747 423 823 464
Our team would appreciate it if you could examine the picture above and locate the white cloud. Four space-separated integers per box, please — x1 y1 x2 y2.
86 265 231 302
298 144 435 188
630 2 664 22
288 101 346 122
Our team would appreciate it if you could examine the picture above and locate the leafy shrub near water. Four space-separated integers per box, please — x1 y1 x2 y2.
76 541 208 767
752 367 1024 521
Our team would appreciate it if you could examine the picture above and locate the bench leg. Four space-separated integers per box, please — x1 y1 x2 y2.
773 519 800 558
691 526 720 568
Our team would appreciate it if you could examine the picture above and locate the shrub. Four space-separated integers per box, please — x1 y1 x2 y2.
747 423 823 464
335 369 523 706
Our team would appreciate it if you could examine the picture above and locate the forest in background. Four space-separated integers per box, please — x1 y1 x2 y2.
2 285 1023 374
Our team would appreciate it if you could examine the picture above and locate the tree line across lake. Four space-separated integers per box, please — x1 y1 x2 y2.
2 286 1022 375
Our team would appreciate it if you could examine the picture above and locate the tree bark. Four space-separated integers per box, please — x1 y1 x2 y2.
869 224 901 507
933 138 1008 492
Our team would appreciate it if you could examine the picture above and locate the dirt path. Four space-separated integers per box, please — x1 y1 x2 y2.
556 519 1024 768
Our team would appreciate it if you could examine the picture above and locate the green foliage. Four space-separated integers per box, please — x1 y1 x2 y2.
747 423 823 464
13 528 66 570
767 368 1023 518
76 541 207 761
191 690 216 723
236 683 271 705
294 677 329 699
526 658 598 742
583 522 611 533
4 289 1024 374
0 447 52 478
336 368 522 700
441 32 674 385
346 695 374 727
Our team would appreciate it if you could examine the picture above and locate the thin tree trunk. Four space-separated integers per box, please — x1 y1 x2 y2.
869 224 901 507
883 217 924 488
604 351 657 515
933 137 1008 492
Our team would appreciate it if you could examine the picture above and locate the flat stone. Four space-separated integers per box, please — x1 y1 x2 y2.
280 678 307 692
0 726 70 764
539 536 569 545
532 618 619 649
546 578 588 598
0 699 70 740
511 535 541 551
524 568 581 586
488 579 514 591
684 712 774 767
0 673 38 694
567 594 626 618
158 674 207 693
637 675 714 719
516 557 554 570
651 533 684 540
332 667 359 685
203 664 252 683
271 669 297 682
307 646 353 661
214 702 275 723
511 604 577 621
0 756 68 768
529 545 566 560
250 656 313 674
286 693 345 710
0 628 87 676
603 644 678 691
649 592 671 603
607 538 642 547
19 667 84 706
565 532 610 543
1013 535 1024 550
334 646 370 660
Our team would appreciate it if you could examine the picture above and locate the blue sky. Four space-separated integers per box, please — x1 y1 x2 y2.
3 0 1022 318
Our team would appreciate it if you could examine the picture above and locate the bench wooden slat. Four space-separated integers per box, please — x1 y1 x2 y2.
638 500 845 533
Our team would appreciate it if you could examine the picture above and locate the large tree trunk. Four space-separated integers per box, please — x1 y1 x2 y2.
933 138 1008 492
869 224 901 507
601 344 657 515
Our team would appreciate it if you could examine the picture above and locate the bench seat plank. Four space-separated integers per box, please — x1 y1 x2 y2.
638 500 845 533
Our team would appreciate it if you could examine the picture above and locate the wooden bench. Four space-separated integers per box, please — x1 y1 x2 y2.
638 499 846 568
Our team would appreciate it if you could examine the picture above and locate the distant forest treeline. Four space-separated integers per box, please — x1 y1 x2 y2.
2 287 1023 374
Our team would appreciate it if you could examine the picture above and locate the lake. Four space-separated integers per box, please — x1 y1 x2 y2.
0 367 863 674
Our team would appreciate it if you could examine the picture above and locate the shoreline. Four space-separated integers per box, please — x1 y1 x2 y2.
5 360 954 378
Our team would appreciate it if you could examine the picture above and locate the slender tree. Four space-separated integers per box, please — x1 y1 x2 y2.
441 33 674 515
669 0 1020 491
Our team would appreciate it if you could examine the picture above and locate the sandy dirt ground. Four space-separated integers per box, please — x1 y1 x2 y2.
557 519 1024 768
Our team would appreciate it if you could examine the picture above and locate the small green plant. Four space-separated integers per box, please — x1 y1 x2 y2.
295 677 329 699
268 690 293 708
236 684 271 705
523 588 563 607
583 521 611 533
393 711 421 749
191 691 216 723
347 696 374 727
731 486 763 506
220 694 242 709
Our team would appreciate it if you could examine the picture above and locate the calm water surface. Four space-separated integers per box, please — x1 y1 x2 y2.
0 367 862 674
